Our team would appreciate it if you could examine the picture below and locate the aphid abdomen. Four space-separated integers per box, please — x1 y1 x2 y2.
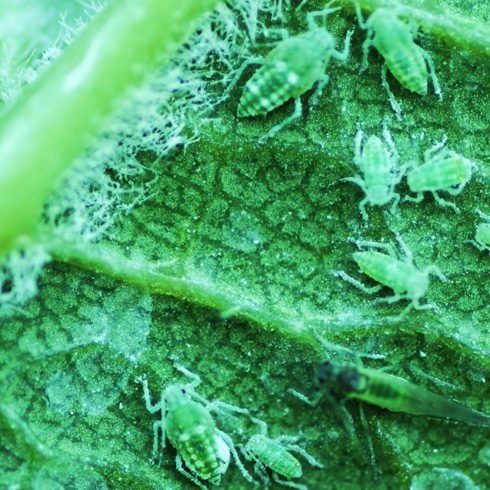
372 15 428 95
166 404 222 481
248 435 302 478
360 136 392 182
353 251 411 293
407 158 472 192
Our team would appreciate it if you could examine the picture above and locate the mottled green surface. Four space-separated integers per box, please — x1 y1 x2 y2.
0 0 489 489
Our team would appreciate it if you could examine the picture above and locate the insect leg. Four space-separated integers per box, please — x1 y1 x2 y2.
404 192 424 204
140 378 163 413
350 237 398 258
305 3 342 29
175 454 208 490
359 31 374 73
332 29 354 62
423 264 447 283
288 388 324 407
381 65 402 120
173 363 202 390
358 405 377 476
272 472 307 490
252 457 270 485
218 430 256 483
420 47 442 100
353 1 369 29
359 197 370 222
286 445 324 468
310 74 330 106
258 97 302 142
152 420 165 461
431 191 459 213
393 232 413 263
354 129 364 166
334 270 384 293
389 193 401 215
423 136 448 161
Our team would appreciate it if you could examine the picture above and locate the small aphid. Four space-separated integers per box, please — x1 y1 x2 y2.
334 234 446 318
470 210 490 252
241 418 323 490
139 366 253 489
311 360 490 427
343 126 406 220
405 136 473 212
238 4 353 140
355 2 441 118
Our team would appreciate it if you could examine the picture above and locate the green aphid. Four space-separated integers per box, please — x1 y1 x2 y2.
140 366 253 489
313 361 490 427
241 418 323 490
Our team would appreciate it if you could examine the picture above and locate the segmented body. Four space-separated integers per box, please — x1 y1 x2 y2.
346 129 404 219
354 251 428 299
407 154 472 192
246 435 302 479
316 361 490 426
368 10 428 94
356 136 394 203
165 394 228 484
238 28 335 117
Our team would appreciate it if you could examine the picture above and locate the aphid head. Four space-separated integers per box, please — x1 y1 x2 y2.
306 27 335 58
164 384 190 410
405 270 429 300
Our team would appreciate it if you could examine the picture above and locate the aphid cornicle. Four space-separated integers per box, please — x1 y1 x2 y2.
313 361 490 427
354 2 441 117
405 136 473 212
139 366 253 489
241 418 323 490
238 5 353 140
334 234 447 318
343 126 406 220
470 210 490 252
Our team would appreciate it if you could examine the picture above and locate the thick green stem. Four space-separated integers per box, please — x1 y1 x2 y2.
0 0 221 254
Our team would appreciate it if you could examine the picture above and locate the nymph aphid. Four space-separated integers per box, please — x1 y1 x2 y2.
241 418 323 490
238 4 353 140
334 234 447 318
139 365 253 489
405 136 473 212
343 126 406 221
354 2 441 118
470 210 490 252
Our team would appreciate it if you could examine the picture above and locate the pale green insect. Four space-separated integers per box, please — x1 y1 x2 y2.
470 210 490 252
237 4 352 141
354 2 441 118
139 366 253 489
241 418 323 490
310 361 490 427
343 126 406 221
334 234 446 318
405 136 473 213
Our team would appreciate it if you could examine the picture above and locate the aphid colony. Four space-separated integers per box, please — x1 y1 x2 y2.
139 365 323 489
237 2 442 132
344 129 474 220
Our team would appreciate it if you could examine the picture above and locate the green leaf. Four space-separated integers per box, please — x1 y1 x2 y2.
0 0 489 489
